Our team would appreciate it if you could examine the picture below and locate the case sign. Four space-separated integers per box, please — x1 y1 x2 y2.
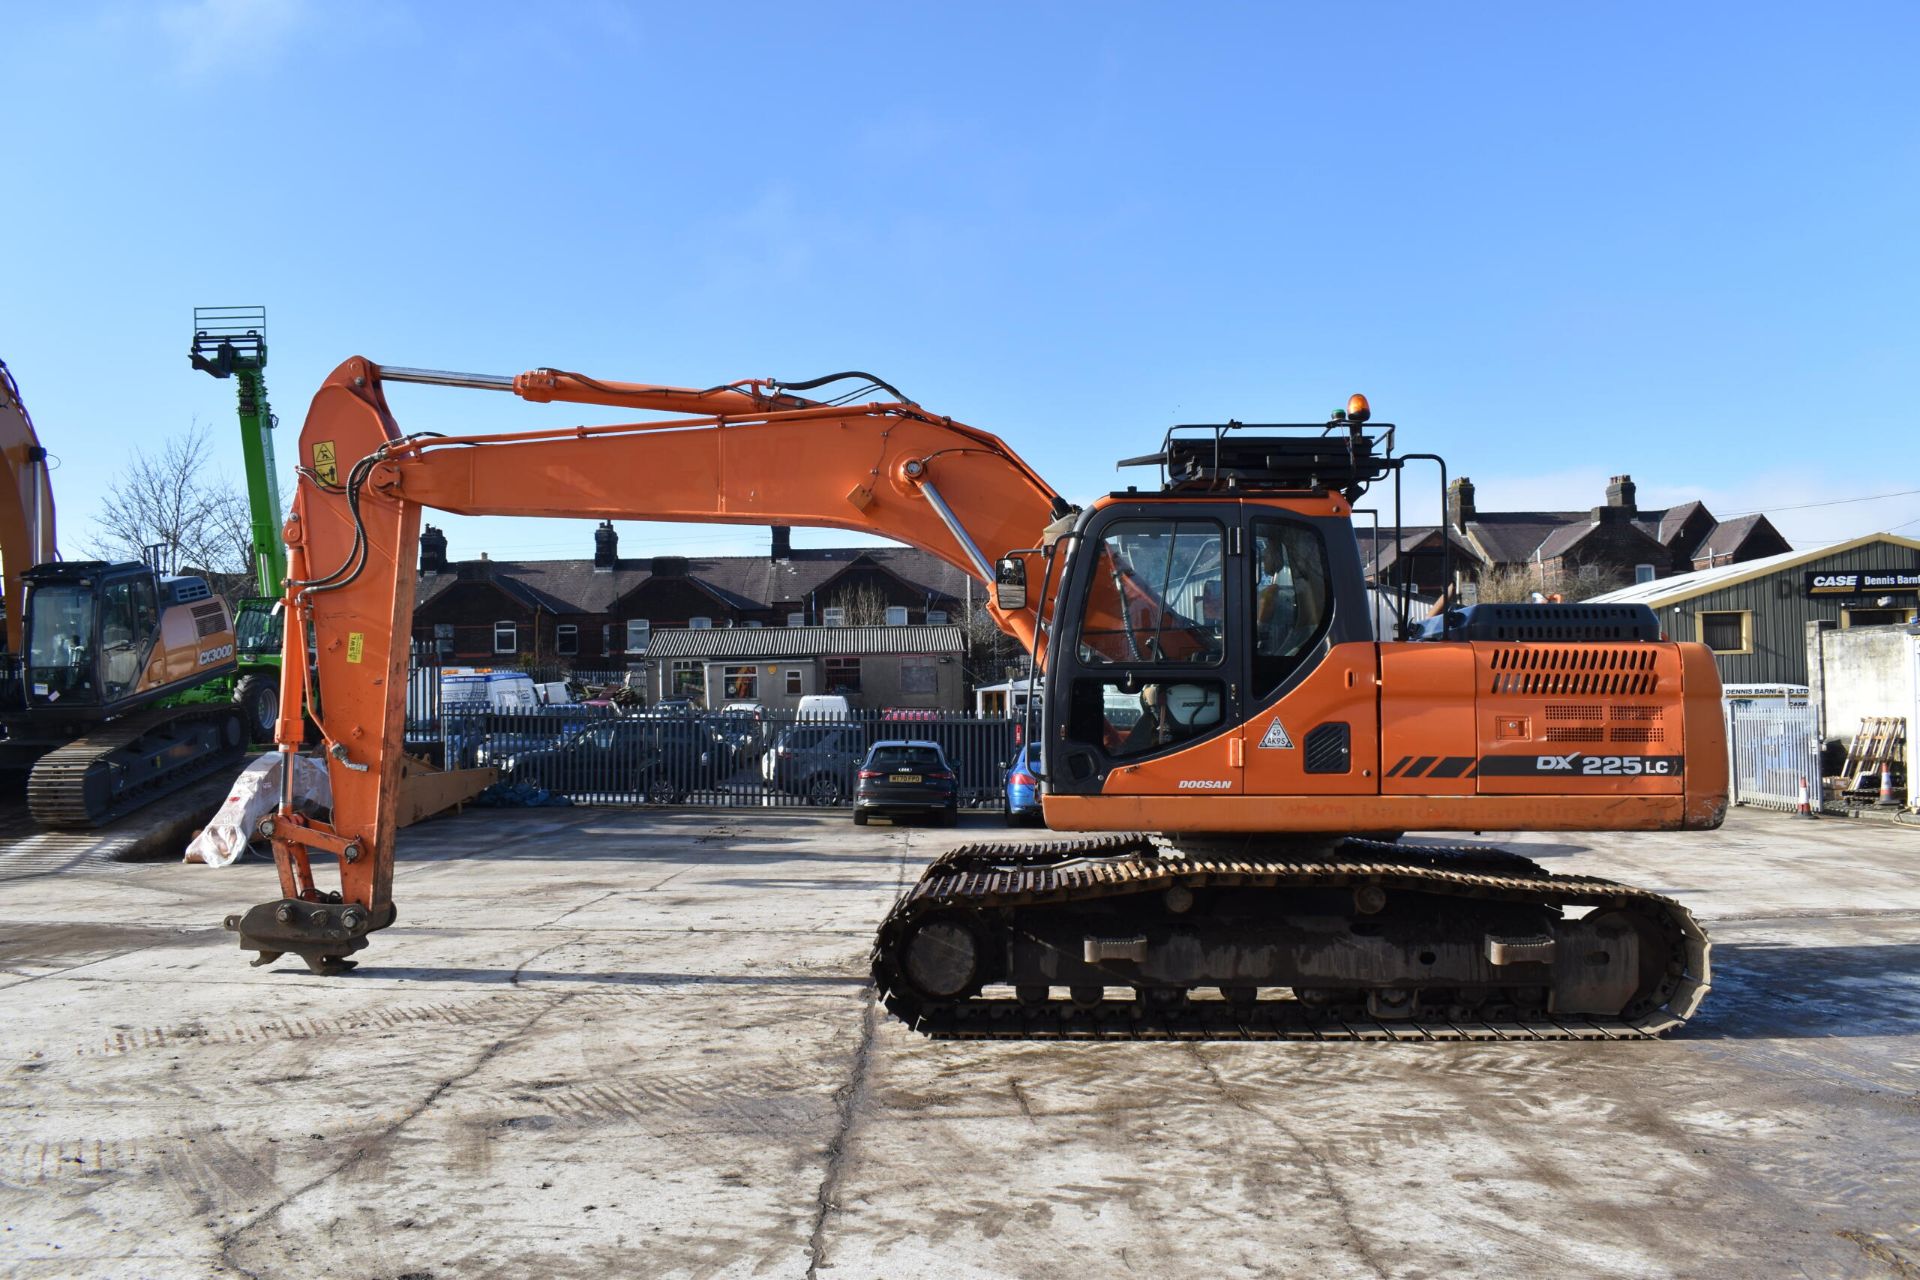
1803 569 1920 597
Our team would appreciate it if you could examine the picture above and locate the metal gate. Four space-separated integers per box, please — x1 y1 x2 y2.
1727 701 1818 811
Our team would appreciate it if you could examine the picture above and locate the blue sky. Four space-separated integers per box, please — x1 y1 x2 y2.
3 1 1916 568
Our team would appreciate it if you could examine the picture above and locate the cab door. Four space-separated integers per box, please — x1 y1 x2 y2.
1046 503 1244 797
1237 508 1381 797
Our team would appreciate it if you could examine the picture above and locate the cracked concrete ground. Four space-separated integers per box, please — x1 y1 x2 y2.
1 804 1918 1279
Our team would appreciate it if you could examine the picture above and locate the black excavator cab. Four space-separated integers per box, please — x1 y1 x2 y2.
9 562 181 720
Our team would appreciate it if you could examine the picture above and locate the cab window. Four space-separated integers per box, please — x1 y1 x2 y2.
1076 520 1224 666
1251 520 1332 698
1071 678 1226 759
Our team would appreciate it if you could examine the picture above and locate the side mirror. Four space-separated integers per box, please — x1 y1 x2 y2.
994 556 1027 610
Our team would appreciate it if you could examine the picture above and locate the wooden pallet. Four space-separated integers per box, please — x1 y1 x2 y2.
1840 716 1907 790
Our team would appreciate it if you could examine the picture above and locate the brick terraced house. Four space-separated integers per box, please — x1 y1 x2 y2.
412 523 973 669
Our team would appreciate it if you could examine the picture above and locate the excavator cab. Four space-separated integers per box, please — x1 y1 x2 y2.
231 598 282 660
0 562 244 826
13 562 234 719
1043 420 1387 802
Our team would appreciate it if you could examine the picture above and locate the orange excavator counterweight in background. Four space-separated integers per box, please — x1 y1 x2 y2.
1 359 58 660
229 359 1721 1041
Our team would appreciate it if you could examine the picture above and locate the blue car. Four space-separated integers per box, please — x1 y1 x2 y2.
1004 743 1044 826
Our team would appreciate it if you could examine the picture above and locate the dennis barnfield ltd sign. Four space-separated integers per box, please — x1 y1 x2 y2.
1803 568 1920 597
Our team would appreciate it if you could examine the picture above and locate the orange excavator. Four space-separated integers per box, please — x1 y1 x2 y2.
1 358 246 824
228 357 1722 1040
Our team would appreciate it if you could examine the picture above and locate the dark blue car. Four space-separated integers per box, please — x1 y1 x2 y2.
1004 743 1044 825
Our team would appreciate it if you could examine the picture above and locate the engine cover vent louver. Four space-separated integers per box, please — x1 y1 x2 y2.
1304 722 1352 774
1487 647 1659 697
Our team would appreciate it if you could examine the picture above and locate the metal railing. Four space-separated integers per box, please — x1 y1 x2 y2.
412 682 1018 809
1728 700 1818 812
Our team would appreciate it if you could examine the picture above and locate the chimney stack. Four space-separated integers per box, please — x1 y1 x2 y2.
1446 477 1476 530
1606 474 1637 513
771 525 792 560
420 524 448 573
593 520 619 571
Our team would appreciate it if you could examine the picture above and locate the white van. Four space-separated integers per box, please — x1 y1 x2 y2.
441 669 542 712
796 693 851 720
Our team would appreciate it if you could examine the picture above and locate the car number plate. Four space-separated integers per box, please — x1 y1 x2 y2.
890 774 922 783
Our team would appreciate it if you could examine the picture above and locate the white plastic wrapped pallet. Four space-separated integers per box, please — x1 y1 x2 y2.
184 752 332 867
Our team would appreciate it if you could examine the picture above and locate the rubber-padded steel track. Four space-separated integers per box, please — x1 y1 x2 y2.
27 705 245 828
871 834 1710 1041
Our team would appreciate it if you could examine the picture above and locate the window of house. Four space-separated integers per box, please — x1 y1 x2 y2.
1698 611 1751 654
824 656 861 692
787 612 806 627
689 616 712 630
926 610 948 624
669 659 703 699
822 607 848 627
556 624 578 656
901 657 938 694
785 668 804 696
884 606 909 626
625 619 650 652
1635 564 1657 585
722 664 757 700
493 621 517 654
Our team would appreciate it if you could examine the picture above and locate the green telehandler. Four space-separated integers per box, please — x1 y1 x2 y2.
190 306 284 743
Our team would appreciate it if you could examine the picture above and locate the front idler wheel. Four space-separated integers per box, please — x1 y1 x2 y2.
903 919 983 1001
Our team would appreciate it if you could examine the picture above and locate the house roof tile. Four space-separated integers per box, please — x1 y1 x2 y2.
645 624 966 659
415 545 972 617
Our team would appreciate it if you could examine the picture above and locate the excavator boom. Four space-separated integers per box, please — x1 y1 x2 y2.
241 357 1067 957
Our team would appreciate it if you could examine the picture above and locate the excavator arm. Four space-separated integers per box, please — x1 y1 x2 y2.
234 357 1072 970
0 359 58 658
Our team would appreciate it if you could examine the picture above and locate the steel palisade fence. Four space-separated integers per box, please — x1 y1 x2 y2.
417 698 1020 809
1727 700 1819 812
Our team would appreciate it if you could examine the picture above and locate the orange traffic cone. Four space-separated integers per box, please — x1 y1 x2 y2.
1878 762 1898 808
1796 775 1817 819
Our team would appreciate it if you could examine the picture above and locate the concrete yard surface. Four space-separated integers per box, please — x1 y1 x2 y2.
2 805 1918 1279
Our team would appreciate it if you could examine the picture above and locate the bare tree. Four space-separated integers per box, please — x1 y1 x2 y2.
959 599 1020 686
89 424 258 593
1473 563 1553 604
830 580 892 626
1472 560 1631 604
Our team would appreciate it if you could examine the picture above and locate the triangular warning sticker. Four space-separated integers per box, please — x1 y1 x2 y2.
1259 718 1294 749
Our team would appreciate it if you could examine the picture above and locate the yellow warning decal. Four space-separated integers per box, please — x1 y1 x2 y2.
346 631 365 664
313 440 338 486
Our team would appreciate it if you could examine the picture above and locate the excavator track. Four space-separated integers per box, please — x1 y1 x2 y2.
27 704 245 828
872 834 1710 1041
